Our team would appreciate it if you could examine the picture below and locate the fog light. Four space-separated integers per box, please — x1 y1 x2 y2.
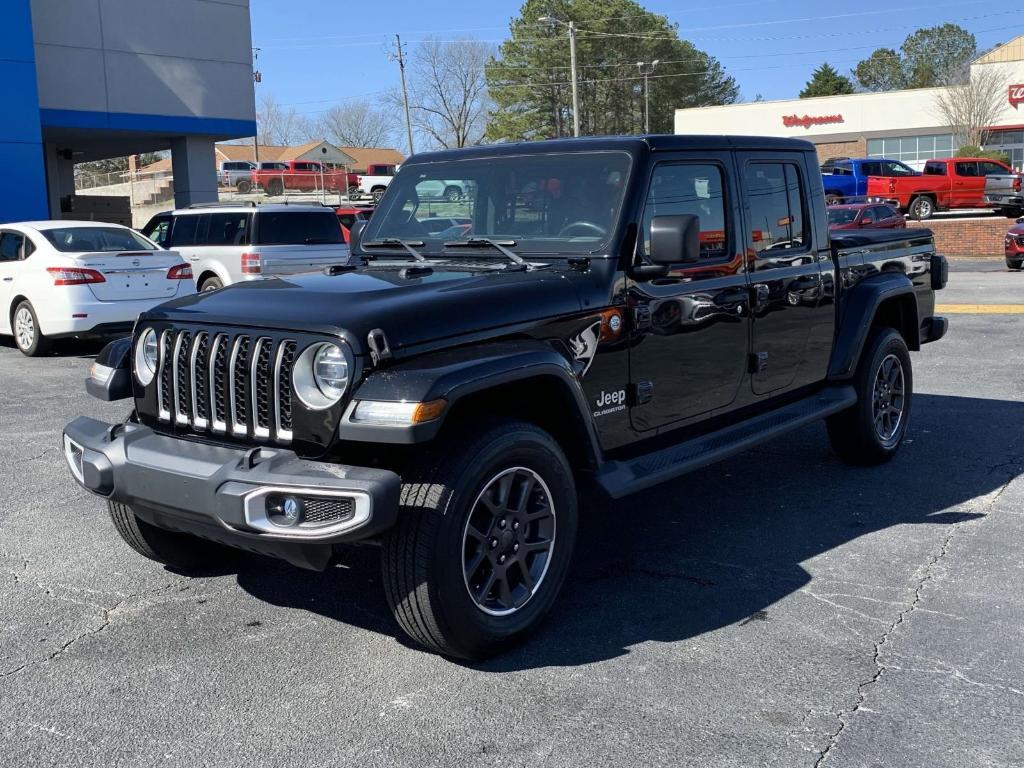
266 493 303 527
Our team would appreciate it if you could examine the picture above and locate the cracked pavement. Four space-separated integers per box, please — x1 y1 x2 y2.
1 264 1023 767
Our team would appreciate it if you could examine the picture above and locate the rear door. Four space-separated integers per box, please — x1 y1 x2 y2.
952 161 982 206
739 152 834 395
0 230 25 318
173 211 249 284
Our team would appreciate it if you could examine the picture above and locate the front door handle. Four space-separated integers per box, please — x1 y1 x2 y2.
2 277 12 282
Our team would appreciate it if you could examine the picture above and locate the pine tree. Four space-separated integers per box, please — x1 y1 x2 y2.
799 63 855 98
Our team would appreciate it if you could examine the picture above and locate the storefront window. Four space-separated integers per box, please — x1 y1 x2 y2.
867 134 957 168
984 130 1024 171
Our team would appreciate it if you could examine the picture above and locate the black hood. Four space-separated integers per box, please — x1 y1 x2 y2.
145 264 591 354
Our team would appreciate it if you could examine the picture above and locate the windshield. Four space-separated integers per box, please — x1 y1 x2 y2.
363 151 632 254
827 208 859 225
41 226 157 252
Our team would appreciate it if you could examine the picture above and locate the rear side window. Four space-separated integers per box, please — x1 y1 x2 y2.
980 161 1008 176
642 163 729 262
254 212 343 245
205 212 251 246
169 215 202 246
955 162 979 177
0 231 24 261
744 162 808 257
924 162 946 176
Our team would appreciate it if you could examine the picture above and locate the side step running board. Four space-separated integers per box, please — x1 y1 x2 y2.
595 386 857 499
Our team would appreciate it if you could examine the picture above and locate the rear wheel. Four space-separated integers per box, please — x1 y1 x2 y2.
444 185 463 202
382 419 578 659
827 328 912 465
371 187 386 203
1007 259 1023 270
908 196 934 220
347 185 360 198
108 501 233 572
236 179 252 194
200 276 223 292
13 301 51 357
825 194 843 206
267 178 284 197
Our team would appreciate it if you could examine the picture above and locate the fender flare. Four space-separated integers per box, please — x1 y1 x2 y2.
828 272 919 380
336 340 602 463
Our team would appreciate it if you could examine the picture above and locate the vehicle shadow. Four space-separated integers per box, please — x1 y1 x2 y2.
0 336 108 358
234 393 1022 668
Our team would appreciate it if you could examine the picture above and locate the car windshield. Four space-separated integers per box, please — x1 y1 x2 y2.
41 226 156 252
363 151 632 254
254 211 344 245
827 208 859 225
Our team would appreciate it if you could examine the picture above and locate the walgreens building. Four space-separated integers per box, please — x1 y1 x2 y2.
675 36 1024 171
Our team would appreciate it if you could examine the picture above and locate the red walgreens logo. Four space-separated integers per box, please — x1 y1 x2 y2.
782 114 845 129
1009 85 1024 108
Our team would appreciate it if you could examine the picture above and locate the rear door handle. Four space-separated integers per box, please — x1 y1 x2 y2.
2 277 12 282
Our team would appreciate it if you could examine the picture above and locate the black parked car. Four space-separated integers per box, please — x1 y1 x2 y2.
63 136 948 659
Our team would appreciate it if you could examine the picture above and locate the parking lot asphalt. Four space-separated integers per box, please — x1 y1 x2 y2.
1 267 1023 768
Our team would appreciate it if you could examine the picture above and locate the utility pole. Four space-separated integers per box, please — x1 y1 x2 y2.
539 16 581 137
637 60 659 134
252 46 262 166
392 34 415 156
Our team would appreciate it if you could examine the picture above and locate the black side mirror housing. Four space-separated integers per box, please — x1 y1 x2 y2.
85 337 133 401
649 214 701 265
349 219 367 255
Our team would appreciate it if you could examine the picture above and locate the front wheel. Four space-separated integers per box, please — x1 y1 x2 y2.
108 501 234 573
371 187 386 203
13 301 51 357
236 179 252 194
382 420 578 659
825 194 843 206
827 328 912 465
443 185 463 202
908 196 934 220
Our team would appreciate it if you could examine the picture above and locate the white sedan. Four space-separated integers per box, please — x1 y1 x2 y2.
0 220 195 356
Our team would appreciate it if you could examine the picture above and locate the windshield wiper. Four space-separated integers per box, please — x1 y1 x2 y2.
362 238 427 261
443 237 527 267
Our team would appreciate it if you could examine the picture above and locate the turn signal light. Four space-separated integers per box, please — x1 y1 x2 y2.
241 252 262 275
167 264 193 280
46 267 106 286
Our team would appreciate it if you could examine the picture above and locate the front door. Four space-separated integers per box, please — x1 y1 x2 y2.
628 155 751 432
739 154 833 395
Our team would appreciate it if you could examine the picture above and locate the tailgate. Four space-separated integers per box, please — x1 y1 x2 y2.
78 251 183 301
258 245 351 276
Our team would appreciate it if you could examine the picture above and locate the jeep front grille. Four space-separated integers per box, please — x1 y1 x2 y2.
156 330 297 444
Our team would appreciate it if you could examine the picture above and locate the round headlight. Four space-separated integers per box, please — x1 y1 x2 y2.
135 328 159 385
293 342 351 410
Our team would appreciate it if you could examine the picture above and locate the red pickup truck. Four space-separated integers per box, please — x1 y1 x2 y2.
867 157 1014 219
250 160 349 197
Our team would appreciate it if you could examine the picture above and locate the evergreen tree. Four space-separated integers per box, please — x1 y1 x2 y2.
799 63 855 98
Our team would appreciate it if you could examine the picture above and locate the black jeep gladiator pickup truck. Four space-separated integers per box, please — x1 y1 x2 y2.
63 136 948 659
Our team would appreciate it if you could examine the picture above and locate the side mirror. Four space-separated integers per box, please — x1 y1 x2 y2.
650 214 701 265
349 219 366 253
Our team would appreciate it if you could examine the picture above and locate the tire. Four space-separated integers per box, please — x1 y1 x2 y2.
825 194 843 206
236 179 252 194
371 187 386 203
827 328 912 466
908 196 934 220
347 186 360 198
200 276 223 292
107 501 233 572
267 178 284 197
443 185 463 202
382 419 578 659
13 301 51 357
1007 259 1023 270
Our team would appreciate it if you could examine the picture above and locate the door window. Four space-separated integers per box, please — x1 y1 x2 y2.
642 163 729 262
169 215 202 246
205 213 251 246
954 161 980 177
744 163 809 258
860 207 877 224
0 232 24 261
979 161 1009 176
143 216 171 247
924 162 947 176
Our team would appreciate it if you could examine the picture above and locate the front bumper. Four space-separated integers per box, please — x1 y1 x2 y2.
62 416 400 570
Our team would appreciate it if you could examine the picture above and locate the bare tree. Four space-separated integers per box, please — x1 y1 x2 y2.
316 101 395 148
257 94 313 146
401 37 494 149
934 65 1007 147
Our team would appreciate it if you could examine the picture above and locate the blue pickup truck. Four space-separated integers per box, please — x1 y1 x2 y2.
820 157 919 204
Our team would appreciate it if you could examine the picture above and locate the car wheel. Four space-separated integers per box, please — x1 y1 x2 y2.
200 276 223 292
909 196 934 220
108 501 234 573
13 301 51 357
347 186 360 198
267 179 284 197
382 419 578 659
372 187 386 203
825 194 843 206
1007 259 1023 270
444 186 463 202
236 179 252 194
827 328 912 465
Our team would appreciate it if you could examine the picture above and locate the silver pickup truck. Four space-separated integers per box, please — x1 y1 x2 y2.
140 203 351 292
984 172 1024 216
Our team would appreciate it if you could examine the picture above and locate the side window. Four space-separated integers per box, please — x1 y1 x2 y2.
338 214 356 229
860 208 876 224
860 162 882 177
23 237 35 258
0 232 24 261
169 215 200 247
744 162 808 259
143 216 171 247
980 161 1008 176
923 162 945 176
955 161 979 177
642 163 729 262
205 213 251 246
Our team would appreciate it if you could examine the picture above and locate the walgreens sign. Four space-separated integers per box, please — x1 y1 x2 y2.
782 114 845 129
1010 85 1024 109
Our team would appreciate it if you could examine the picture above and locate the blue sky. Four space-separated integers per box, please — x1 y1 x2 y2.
251 0 1019 119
